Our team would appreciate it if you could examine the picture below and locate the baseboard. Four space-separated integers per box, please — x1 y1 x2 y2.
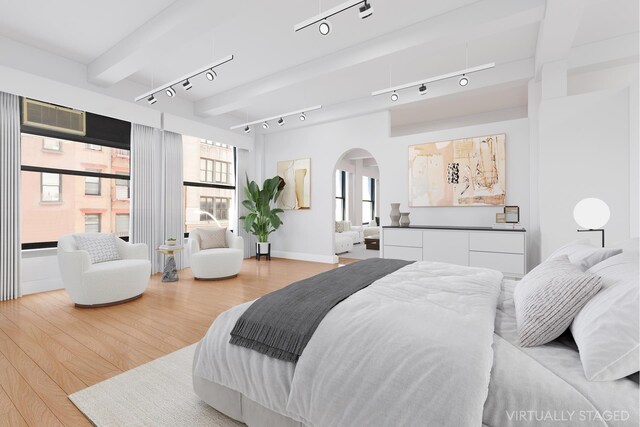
21 278 64 295
271 250 336 264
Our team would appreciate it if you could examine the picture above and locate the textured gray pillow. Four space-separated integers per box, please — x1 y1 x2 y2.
74 234 121 264
514 255 602 347
198 228 228 250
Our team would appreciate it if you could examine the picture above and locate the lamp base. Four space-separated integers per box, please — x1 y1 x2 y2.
577 229 605 248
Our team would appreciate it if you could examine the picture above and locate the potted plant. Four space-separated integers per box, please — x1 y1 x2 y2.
165 237 177 246
240 175 285 258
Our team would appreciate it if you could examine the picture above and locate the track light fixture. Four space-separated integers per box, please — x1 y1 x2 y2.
134 54 234 103
371 63 494 101
295 0 372 34
359 1 373 19
230 105 322 131
318 20 332 36
244 126 251 134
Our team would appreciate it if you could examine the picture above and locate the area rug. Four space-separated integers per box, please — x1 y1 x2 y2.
69 344 244 426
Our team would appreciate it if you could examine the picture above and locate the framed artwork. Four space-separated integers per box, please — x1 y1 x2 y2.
277 158 311 210
495 213 507 223
408 134 506 207
504 206 520 223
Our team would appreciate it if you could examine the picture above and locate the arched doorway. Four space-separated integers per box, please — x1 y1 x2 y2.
333 149 380 261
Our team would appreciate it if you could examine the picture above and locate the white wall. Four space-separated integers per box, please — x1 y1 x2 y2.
263 113 531 265
538 88 632 258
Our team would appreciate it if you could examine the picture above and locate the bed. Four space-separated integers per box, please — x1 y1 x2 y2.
192 260 639 427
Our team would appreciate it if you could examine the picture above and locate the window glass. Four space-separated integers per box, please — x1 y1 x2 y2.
41 172 61 202
185 187 234 231
84 214 101 232
116 214 129 235
85 172 101 196
42 138 60 151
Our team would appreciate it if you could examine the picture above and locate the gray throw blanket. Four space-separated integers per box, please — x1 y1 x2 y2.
229 258 413 362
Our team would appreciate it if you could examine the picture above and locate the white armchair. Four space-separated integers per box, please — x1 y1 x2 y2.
57 234 151 307
188 228 244 280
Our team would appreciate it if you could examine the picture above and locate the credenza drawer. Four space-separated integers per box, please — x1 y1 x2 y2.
384 229 422 248
384 246 423 261
469 251 525 276
469 232 524 254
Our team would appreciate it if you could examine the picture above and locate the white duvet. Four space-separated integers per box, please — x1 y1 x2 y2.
194 261 503 427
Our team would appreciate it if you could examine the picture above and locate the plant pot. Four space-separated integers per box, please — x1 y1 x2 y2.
165 240 176 246
256 242 271 261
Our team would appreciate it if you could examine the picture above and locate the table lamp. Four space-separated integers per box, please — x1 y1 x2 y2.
573 198 610 247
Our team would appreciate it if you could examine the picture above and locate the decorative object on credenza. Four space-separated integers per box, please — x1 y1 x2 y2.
277 158 311 210
399 212 411 227
495 212 506 223
574 198 610 247
165 237 176 246
240 174 284 260
504 206 520 223
390 203 401 226
408 134 506 207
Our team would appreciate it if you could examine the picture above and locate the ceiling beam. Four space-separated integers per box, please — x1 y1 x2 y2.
195 0 545 117
87 0 236 87
534 0 584 80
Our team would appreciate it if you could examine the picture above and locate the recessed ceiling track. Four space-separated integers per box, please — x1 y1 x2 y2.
371 62 495 98
294 0 372 35
134 54 234 104
230 105 322 133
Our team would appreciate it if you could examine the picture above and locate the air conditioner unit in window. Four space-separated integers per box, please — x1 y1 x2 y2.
22 98 86 136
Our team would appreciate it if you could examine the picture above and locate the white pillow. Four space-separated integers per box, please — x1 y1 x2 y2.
74 234 120 264
547 238 622 270
514 255 602 347
571 252 639 381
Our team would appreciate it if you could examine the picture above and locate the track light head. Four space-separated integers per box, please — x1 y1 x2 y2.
359 1 373 19
318 20 331 35
459 75 469 86
147 95 157 105
278 117 285 126
390 91 399 102
299 112 306 121
182 80 192 90
244 125 251 134
206 69 217 81
166 86 176 97
262 121 270 129
419 84 427 95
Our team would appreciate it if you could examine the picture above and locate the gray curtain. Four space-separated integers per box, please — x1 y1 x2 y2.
0 92 21 300
130 124 184 273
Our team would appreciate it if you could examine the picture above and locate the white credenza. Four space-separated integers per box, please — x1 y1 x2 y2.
382 226 526 278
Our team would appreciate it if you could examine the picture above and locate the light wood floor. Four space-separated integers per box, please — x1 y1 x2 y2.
0 258 342 426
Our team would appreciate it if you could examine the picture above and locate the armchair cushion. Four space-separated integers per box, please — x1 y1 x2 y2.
198 227 228 249
74 234 120 264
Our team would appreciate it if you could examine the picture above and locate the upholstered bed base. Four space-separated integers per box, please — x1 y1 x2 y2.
193 374 302 427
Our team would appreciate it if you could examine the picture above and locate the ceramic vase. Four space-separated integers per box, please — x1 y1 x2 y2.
399 212 411 227
390 203 401 226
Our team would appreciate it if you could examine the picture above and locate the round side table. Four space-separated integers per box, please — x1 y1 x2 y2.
156 245 184 282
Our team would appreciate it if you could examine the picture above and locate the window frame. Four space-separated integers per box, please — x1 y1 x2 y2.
362 176 375 224
335 170 346 222
184 146 237 237
84 213 102 233
40 172 62 202
84 170 102 196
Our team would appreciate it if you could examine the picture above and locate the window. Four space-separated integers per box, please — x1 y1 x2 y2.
85 171 101 196
335 170 346 221
84 214 101 232
42 138 60 151
87 144 102 151
362 176 375 224
183 135 236 233
21 133 130 248
116 214 129 235
41 173 61 202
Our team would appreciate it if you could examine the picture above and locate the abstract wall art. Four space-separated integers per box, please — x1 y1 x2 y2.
408 134 506 207
277 158 311 210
